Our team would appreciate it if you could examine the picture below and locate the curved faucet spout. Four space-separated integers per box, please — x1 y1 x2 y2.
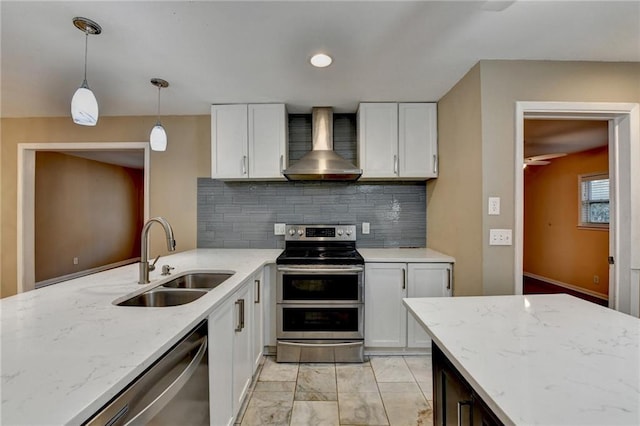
139 217 176 284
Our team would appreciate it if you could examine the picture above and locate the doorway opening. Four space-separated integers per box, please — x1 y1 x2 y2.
515 102 640 316
18 142 150 293
522 118 610 306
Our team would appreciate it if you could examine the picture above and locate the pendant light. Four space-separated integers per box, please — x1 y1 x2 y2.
150 78 169 151
71 17 101 126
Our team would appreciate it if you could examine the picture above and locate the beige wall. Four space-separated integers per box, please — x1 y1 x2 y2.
524 146 609 297
479 61 640 295
427 64 484 296
1 115 211 297
35 152 144 282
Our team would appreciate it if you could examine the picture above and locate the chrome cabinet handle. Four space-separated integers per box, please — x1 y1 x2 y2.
279 155 284 173
235 299 245 331
433 154 438 174
447 268 451 290
457 400 472 426
402 267 406 290
242 155 247 175
254 279 261 304
393 155 399 175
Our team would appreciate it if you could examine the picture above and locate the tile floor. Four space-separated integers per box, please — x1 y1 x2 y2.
236 355 434 426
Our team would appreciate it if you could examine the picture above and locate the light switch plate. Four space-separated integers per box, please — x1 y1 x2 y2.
488 197 500 215
362 222 370 234
489 229 512 246
274 223 286 235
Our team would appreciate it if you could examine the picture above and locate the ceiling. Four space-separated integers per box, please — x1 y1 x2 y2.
60 150 145 169
524 119 609 158
1 1 639 119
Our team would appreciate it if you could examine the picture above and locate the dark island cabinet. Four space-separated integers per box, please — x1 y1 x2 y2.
433 344 503 426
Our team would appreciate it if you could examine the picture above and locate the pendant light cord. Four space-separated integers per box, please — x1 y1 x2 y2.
83 29 89 86
156 87 162 125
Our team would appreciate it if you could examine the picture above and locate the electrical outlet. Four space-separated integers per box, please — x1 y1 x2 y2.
489 229 512 246
362 222 370 234
488 197 500 215
593 275 600 284
274 223 286 235
73 257 79 265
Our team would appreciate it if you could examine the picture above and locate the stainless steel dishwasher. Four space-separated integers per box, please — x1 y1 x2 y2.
85 320 209 425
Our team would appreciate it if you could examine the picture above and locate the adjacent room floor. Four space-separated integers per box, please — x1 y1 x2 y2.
236 355 433 426
523 275 608 307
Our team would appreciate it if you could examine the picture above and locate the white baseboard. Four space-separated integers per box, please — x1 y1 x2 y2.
523 272 608 301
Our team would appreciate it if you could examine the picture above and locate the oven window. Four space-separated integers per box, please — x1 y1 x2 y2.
282 274 359 300
282 307 360 332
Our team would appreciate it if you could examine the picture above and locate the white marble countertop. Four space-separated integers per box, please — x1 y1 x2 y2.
0 248 281 426
359 247 454 263
403 294 640 425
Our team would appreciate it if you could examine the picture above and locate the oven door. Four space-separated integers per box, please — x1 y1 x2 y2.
277 303 364 340
277 265 363 304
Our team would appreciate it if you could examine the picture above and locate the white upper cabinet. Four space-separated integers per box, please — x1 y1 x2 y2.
358 102 438 180
211 104 248 179
358 103 399 179
399 103 438 178
211 103 287 180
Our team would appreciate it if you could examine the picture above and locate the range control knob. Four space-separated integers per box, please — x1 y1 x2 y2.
288 228 296 236
337 229 344 236
346 229 352 236
297 229 304 236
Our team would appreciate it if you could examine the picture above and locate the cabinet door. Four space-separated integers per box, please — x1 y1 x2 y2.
364 263 407 347
433 344 474 426
358 103 398 179
233 283 252 415
407 263 452 348
398 103 438 178
251 269 265 373
209 298 235 426
248 104 287 179
211 104 248 179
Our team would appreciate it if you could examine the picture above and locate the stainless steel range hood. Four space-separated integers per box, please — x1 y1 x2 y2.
283 107 362 181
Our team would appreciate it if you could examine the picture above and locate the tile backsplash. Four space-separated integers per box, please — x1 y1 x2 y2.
197 180 426 249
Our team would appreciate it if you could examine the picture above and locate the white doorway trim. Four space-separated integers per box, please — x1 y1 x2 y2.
515 102 640 316
17 142 150 294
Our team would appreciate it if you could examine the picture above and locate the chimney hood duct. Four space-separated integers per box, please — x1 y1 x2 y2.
283 107 362 181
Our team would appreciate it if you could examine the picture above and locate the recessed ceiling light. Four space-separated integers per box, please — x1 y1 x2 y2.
310 53 333 68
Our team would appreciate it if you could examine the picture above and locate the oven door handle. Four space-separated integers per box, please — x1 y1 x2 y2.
278 341 363 348
277 266 364 273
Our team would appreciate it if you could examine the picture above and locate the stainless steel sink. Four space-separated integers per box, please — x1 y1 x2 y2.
160 272 234 290
117 288 208 307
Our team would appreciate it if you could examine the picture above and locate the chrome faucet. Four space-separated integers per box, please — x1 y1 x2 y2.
139 217 176 284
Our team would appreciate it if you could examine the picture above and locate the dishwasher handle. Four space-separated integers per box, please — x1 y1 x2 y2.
125 335 208 425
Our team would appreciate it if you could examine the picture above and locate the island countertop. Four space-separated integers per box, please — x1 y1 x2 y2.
403 294 640 425
0 248 281 425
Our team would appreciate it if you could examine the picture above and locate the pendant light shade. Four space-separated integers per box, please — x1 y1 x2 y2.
71 83 99 125
150 78 169 152
71 17 101 126
150 124 167 151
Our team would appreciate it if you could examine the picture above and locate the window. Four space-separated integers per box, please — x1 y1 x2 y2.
579 173 609 228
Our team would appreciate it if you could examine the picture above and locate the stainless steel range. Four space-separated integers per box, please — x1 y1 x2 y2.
276 224 365 363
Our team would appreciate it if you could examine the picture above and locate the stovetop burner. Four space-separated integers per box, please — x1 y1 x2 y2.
276 225 364 265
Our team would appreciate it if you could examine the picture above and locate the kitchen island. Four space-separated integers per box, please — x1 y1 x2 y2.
403 294 640 425
0 249 281 425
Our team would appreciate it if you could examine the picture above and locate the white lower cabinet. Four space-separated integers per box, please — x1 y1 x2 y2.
232 283 252 414
364 263 408 347
251 268 265 372
406 263 453 348
209 293 235 426
364 262 452 350
209 278 256 426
